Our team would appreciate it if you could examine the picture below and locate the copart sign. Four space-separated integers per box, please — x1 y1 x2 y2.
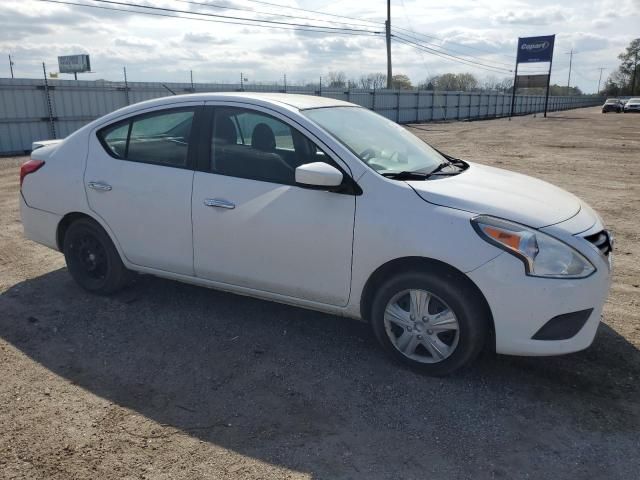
516 35 555 63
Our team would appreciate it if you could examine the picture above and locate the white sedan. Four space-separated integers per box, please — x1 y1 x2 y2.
20 93 612 375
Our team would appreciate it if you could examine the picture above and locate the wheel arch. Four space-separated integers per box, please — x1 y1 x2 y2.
359 256 495 350
56 212 126 266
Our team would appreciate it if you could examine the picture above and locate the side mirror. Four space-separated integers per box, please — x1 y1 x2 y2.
295 162 343 188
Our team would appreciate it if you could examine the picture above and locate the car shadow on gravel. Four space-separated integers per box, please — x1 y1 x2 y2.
2 268 640 479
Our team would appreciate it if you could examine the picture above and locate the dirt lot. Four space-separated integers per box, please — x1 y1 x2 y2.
1 107 639 479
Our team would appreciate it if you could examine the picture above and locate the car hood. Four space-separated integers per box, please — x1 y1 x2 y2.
407 162 581 228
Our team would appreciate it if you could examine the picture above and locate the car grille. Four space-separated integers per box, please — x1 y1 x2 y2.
583 230 613 256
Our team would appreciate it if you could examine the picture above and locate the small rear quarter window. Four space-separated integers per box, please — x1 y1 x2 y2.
99 121 130 158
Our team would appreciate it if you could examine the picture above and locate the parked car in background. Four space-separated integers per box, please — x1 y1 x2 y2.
19 93 613 375
602 98 623 113
623 98 640 112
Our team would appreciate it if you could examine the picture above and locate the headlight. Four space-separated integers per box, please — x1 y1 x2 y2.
471 215 595 278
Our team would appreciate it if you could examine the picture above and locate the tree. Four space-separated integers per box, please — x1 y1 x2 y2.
359 72 387 89
548 84 583 96
326 71 347 88
618 38 639 95
417 76 437 90
603 38 639 95
426 73 480 91
391 74 413 89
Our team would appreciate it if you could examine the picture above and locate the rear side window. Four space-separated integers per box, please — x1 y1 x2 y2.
100 121 129 158
97 108 195 168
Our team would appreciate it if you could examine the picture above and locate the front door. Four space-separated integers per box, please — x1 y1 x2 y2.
191 106 356 306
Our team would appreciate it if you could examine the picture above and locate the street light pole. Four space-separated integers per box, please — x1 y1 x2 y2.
597 67 605 94
566 49 575 94
385 0 392 89
9 54 14 79
632 50 638 96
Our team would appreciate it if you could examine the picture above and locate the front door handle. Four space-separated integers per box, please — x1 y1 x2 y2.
87 181 112 192
204 198 235 209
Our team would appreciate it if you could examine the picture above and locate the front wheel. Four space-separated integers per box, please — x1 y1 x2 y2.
63 218 132 295
370 271 489 375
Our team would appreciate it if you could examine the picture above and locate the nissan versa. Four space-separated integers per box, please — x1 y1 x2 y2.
19 93 613 375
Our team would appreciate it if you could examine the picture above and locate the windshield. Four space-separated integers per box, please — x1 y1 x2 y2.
605 99 618 103
302 106 445 174
628 98 640 104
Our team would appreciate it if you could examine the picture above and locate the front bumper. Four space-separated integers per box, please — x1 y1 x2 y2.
468 241 611 357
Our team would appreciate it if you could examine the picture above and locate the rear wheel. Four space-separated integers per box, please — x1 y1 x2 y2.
63 218 131 295
370 271 489 375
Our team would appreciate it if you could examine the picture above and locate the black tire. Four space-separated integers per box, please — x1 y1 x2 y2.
63 218 132 295
370 271 489 376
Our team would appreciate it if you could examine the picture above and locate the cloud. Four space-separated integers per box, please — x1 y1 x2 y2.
182 32 231 44
495 7 568 25
0 0 635 94
114 37 157 49
558 32 611 52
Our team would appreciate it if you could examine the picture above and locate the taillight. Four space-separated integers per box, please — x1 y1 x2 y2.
20 160 45 188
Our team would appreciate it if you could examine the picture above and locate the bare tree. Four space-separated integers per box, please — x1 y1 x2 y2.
326 71 347 88
359 72 387 89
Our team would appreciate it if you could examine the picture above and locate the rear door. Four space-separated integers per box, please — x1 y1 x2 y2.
85 103 204 275
191 104 357 306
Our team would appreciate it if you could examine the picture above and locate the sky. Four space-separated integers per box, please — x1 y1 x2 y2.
1 0 638 93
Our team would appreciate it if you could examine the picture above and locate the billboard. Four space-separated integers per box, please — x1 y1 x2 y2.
58 54 91 74
516 36 555 63
516 74 550 89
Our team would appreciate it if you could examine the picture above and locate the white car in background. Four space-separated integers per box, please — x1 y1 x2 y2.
19 93 613 375
623 97 640 112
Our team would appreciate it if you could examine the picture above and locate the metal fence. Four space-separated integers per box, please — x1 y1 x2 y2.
0 78 602 155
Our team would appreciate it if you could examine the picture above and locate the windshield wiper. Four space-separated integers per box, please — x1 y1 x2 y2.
428 161 453 175
381 170 431 180
381 164 460 181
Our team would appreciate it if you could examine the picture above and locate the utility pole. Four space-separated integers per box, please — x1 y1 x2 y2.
566 49 574 95
123 67 130 105
597 67 605 94
385 0 392 89
190 69 194 92
8 54 14 78
632 50 638 96
283 73 287 91
240 72 244 91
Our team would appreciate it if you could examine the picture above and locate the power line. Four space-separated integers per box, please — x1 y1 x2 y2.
393 34 512 74
392 25 516 61
81 0 382 33
171 0 383 30
398 0 431 80
237 0 516 64
239 0 383 27
36 0 382 36
391 29 514 68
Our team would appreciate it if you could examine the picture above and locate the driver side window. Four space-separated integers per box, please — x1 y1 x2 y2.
210 107 329 185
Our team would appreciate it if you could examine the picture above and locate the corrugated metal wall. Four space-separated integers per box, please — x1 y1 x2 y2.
0 78 603 155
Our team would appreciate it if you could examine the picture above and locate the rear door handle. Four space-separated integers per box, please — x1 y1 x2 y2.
88 181 112 192
204 198 235 209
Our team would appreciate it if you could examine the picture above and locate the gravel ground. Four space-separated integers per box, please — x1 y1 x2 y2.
1 106 639 479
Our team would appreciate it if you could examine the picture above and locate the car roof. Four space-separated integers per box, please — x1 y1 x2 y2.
141 92 354 111
90 92 357 128
207 92 355 109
